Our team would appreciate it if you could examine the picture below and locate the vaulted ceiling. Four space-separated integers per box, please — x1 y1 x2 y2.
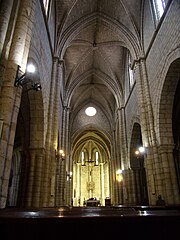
54 0 143 140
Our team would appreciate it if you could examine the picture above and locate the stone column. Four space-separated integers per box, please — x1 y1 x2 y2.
130 170 136 204
105 162 110 199
114 108 127 204
0 0 36 208
25 150 36 207
134 59 158 204
50 58 61 207
59 104 70 205
100 163 104 205
32 150 43 207
0 0 14 57
73 162 77 206
55 156 63 206
111 129 118 205
58 106 66 206
41 57 60 207
108 157 113 204
65 107 70 205
117 107 128 169
25 148 44 207
159 144 180 204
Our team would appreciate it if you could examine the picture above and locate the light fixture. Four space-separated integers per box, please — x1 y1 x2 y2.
55 149 65 161
135 150 140 156
14 64 42 91
66 171 72 181
26 64 36 73
139 146 145 153
116 169 123 182
135 146 145 156
135 146 145 168
85 107 96 116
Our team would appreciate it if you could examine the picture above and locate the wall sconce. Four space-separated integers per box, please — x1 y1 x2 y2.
55 149 65 161
116 169 123 182
66 171 72 181
135 146 145 168
14 64 42 91
135 146 145 157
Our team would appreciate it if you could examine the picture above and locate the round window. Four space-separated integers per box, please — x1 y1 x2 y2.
85 107 97 116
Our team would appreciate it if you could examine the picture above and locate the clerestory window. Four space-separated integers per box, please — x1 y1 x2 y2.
152 0 168 23
128 53 135 91
43 0 50 16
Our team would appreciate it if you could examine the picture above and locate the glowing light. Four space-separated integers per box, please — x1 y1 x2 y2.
85 107 97 116
116 169 123 182
59 149 65 157
135 150 140 155
139 147 145 153
116 169 122 174
26 64 36 73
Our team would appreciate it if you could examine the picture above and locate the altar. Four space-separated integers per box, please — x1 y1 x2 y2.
86 198 100 207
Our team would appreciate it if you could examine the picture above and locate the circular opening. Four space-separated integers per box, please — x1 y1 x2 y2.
85 107 97 116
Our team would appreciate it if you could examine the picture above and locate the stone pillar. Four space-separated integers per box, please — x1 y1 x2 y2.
41 57 60 207
108 157 113 204
55 157 63 206
117 107 128 169
25 148 44 207
130 170 136 204
159 144 180 204
111 129 118 205
50 58 61 207
134 60 149 145
32 151 43 207
65 108 70 205
59 160 66 206
134 59 158 204
0 0 14 57
73 162 77 206
59 105 70 205
66 171 72 206
0 0 36 208
100 163 104 205
114 108 128 204
105 162 110 199
25 150 35 207
76 163 81 205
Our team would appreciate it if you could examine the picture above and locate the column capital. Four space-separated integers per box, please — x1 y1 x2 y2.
116 107 125 112
53 56 59 61
58 59 64 65
63 105 70 111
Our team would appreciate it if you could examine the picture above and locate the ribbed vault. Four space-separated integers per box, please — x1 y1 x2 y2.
55 0 142 142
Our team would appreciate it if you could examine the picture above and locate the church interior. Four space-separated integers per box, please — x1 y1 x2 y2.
0 0 180 238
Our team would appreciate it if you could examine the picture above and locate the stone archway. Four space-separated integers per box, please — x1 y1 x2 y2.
157 58 180 204
72 130 111 206
129 122 148 205
172 77 180 190
11 73 44 207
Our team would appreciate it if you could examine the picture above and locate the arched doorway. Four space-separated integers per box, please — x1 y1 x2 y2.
130 123 148 205
173 77 180 190
157 58 180 203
